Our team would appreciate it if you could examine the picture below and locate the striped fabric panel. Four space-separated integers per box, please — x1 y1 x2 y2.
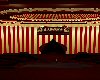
38 35 69 54
38 26 98 54
0 26 34 54
0 26 99 54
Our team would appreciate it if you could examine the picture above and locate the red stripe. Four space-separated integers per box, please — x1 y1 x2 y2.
58 35 61 43
31 27 34 54
3 26 7 53
89 26 92 53
64 35 67 54
74 27 78 54
17 26 20 53
22 27 24 52
69 27 72 54
37 35 39 54
84 27 87 52
64 35 67 47
80 27 83 52
13 26 15 53
26 27 29 53
42 35 45 45
53 35 56 41
8 26 11 53
98 26 100 53
42 35 45 54
0 27 1 54
93 26 96 53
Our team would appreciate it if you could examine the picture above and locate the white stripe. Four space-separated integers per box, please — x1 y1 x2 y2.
67 35 69 54
64 35 67 54
86 27 89 53
95 26 99 53
1 26 4 54
61 35 64 45
29 27 31 54
34 27 37 54
82 27 85 52
6 26 9 53
91 26 94 53
77 27 80 53
24 27 26 52
45 35 48 43
50 35 53 41
19 26 22 52
56 35 58 42
72 27 75 54
39 35 42 54
10 27 13 53
15 26 18 53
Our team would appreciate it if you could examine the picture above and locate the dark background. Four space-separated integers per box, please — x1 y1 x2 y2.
0 0 99 8
0 0 100 4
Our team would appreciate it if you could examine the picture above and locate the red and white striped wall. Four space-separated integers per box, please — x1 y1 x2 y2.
0 26 100 54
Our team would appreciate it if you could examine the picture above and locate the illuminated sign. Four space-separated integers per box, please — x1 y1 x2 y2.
37 27 70 32
37 26 70 35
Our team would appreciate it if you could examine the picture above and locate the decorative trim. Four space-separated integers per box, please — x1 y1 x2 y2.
1 8 100 14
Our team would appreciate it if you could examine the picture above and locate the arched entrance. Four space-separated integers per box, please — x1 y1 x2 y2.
37 26 70 54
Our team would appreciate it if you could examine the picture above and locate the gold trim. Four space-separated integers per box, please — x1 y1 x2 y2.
1 8 100 14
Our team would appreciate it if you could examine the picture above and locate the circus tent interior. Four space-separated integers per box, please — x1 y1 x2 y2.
0 4 100 54
0 0 100 55
0 0 100 80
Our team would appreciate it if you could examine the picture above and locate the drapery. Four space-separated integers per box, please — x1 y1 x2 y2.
0 26 99 54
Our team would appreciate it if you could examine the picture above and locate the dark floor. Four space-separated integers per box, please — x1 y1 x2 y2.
0 63 100 80
0 53 100 80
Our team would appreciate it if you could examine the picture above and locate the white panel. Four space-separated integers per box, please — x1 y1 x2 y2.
91 26 94 53
39 35 42 54
61 35 64 45
50 35 53 41
34 27 37 54
82 27 85 52
56 35 58 42
72 27 75 54
15 26 18 53
29 27 31 54
24 27 26 52
77 27 80 53
10 27 13 53
1 26 4 54
67 35 69 54
86 27 89 53
45 35 48 44
95 26 99 53
19 26 22 52
6 26 9 53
